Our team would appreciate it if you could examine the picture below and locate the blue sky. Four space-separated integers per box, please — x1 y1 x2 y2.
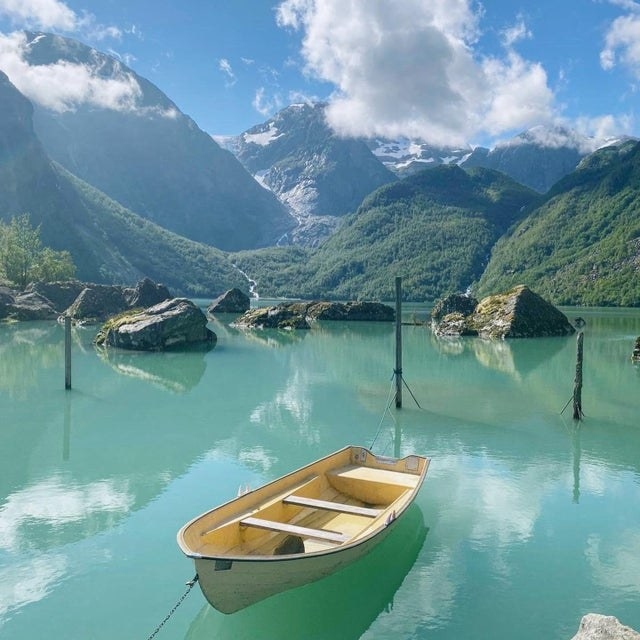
0 0 639 147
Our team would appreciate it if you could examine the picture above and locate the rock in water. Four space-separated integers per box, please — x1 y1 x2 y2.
570 614 640 640
208 288 250 314
95 298 216 351
469 285 575 339
431 285 575 339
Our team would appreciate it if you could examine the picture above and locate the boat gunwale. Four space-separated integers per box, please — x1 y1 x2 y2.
177 446 429 563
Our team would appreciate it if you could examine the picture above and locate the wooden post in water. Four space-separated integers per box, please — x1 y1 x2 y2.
572 331 584 420
395 276 402 408
65 315 72 390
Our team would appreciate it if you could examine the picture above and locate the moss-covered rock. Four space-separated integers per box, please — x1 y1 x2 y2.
95 298 216 351
233 300 394 329
431 285 575 339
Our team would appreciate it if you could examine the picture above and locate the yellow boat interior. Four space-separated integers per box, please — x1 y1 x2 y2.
179 447 428 558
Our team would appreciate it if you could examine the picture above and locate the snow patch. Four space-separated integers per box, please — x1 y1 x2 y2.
243 122 282 146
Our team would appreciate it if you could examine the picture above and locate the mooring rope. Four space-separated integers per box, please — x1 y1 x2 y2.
369 376 397 450
370 370 423 451
146 574 198 640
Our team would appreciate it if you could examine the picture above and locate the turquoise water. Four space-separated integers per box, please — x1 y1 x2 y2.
1 307 640 639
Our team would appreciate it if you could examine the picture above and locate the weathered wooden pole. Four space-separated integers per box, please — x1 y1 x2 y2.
395 276 402 408
65 315 72 390
572 331 584 420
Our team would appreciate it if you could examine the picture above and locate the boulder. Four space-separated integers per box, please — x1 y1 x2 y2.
305 301 394 321
469 285 575 339
0 286 16 319
431 292 478 323
431 285 575 339
233 304 311 330
233 300 394 329
432 311 477 337
208 288 250 314
6 291 58 321
26 281 86 313
632 337 640 362
124 277 171 309
570 614 640 640
65 285 130 323
95 298 216 351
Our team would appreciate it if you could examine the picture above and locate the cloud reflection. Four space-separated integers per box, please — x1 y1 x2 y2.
0 475 133 552
0 554 67 625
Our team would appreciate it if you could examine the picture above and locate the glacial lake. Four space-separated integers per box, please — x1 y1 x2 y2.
1 304 640 640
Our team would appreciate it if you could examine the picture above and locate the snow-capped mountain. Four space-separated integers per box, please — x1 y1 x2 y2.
366 138 474 176
222 103 396 246
370 126 611 193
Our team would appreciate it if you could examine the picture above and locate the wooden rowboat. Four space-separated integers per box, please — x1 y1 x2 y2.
177 445 430 614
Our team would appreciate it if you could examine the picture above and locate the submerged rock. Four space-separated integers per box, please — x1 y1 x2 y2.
305 301 394 321
632 337 640 362
65 284 130 323
27 280 86 313
234 304 311 330
431 293 478 323
4 291 58 321
95 298 216 351
431 285 575 339
570 614 640 640
470 285 575 339
208 288 250 314
124 277 171 309
64 279 171 324
233 300 394 329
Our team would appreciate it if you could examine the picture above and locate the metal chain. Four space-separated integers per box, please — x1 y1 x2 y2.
146 574 198 640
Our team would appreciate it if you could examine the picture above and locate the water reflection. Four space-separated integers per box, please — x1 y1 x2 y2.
0 475 133 552
96 348 207 392
0 323 61 397
431 333 569 380
586 529 640 596
0 553 67 622
184 505 427 640
2 311 640 640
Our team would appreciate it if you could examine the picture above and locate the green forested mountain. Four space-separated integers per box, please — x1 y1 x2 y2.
232 165 539 301
0 71 246 296
477 140 640 306
27 32 295 251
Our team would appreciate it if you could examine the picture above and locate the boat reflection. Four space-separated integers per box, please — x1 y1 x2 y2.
184 505 428 640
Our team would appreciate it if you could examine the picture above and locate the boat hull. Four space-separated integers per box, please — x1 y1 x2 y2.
194 516 399 614
178 445 429 614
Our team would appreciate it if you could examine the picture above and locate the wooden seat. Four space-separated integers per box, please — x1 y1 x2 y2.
283 495 381 518
240 517 348 544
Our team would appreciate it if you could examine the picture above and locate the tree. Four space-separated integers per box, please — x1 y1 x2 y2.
0 213 76 288
34 247 76 282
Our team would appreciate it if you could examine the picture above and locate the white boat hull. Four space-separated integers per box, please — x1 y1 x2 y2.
194 516 399 613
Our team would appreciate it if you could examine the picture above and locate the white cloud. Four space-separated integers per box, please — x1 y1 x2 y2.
0 0 77 31
0 31 143 112
501 15 532 48
253 86 284 117
574 113 635 143
481 52 554 135
218 57 236 86
601 12 640 77
276 0 555 145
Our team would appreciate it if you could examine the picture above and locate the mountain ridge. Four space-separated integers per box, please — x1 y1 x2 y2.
23 31 296 252
0 70 247 296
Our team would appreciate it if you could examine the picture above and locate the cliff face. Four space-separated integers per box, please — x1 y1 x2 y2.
0 70 60 218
